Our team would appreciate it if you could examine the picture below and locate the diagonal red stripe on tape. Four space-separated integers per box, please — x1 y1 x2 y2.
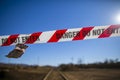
25 32 42 44
2 34 19 46
98 25 120 38
73 27 94 40
48 29 67 42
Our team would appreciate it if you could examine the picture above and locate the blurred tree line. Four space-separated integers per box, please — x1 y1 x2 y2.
59 58 120 71
0 58 120 72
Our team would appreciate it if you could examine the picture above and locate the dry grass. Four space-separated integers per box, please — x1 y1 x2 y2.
1 65 120 80
63 69 120 80
0 66 51 80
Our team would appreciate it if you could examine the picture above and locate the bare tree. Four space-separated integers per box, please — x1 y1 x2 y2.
77 58 82 65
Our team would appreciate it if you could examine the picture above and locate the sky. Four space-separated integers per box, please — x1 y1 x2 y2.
0 0 120 66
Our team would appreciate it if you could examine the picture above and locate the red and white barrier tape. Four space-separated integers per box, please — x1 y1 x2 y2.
0 24 120 46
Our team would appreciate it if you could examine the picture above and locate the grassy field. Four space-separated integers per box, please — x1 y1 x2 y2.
0 65 51 80
63 69 120 80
